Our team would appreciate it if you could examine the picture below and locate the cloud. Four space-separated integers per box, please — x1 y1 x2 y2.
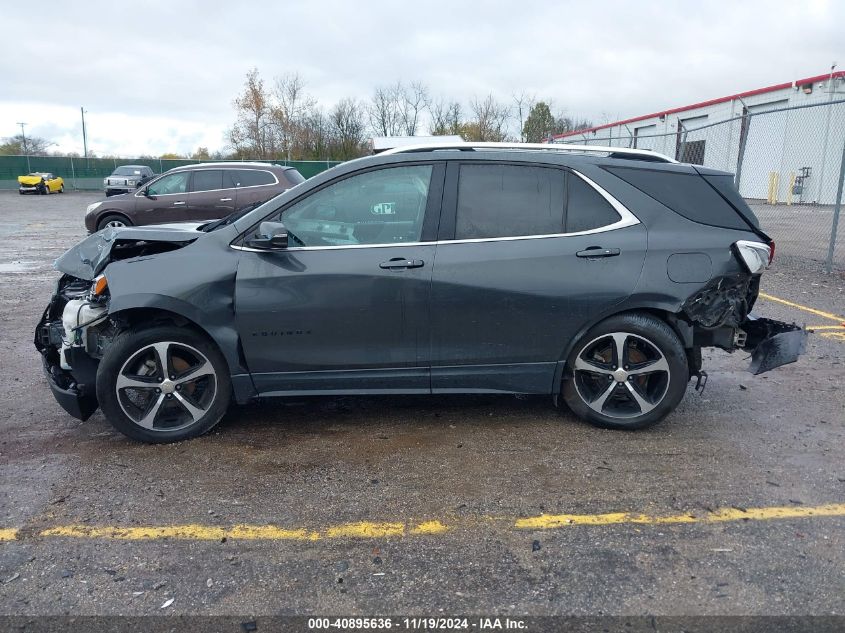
0 0 841 155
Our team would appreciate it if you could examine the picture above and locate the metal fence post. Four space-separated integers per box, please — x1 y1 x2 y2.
70 155 76 191
735 112 751 191
824 140 845 273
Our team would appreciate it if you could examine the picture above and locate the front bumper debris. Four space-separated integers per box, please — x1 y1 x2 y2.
40 356 98 421
35 292 102 422
742 316 807 375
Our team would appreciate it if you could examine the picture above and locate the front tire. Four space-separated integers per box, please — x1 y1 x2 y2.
97 214 131 231
40 182 49 195
562 313 688 430
96 325 231 443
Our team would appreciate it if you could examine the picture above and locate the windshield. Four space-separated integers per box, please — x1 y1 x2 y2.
112 166 144 176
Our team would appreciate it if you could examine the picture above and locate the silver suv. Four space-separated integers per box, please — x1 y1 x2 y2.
103 165 154 196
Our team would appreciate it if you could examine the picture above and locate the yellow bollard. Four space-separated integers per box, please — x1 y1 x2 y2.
767 172 780 204
786 172 795 206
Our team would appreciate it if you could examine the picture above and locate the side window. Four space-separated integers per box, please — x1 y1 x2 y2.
455 164 566 239
147 172 190 196
228 169 276 187
272 165 433 247
566 175 621 232
191 170 223 192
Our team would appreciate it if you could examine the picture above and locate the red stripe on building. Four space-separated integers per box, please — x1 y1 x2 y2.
551 71 845 140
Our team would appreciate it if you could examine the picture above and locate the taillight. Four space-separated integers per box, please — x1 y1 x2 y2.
768 240 775 265
733 240 771 274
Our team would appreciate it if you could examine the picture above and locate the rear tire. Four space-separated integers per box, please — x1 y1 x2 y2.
58 184 64 193
96 214 131 231
562 313 688 430
96 325 231 443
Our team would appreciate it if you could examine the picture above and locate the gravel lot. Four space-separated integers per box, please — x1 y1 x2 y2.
0 191 843 618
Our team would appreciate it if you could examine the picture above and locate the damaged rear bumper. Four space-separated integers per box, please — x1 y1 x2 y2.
741 316 807 375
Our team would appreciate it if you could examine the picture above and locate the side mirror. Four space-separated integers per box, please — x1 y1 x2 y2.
246 221 289 250
139 187 151 197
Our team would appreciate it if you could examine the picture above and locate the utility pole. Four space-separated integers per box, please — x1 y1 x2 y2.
17 122 30 172
816 62 837 203
81 107 88 159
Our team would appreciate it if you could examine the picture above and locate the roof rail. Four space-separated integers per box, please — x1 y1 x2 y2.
379 141 677 163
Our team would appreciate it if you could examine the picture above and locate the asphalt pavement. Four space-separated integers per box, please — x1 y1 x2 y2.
0 192 843 620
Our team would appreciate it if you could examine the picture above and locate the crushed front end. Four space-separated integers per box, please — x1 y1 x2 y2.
34 274 116 420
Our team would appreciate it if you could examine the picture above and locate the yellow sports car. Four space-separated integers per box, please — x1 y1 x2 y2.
18 172 64 195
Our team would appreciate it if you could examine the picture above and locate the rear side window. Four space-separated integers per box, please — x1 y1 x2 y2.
701 173 760 228
454 165 621 239
566 175 621 232
606 166 749 230
456 165 566 239
226 169 276 187
191 169 223 192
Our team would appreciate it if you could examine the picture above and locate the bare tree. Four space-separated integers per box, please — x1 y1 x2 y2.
300 107 331 160
228 69 275 158
330 99 367 160
428 98 464 136
368 84 403 137
512 92 535 142
465 94 511 142
272 72 315 161
0 133 54 156
398 81 429 136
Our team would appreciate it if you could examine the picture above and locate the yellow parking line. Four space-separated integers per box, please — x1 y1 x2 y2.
758 292 845 323
0 528 18 541
0 504 837 543
515 503 845 530
807 325 845 330
38 520 444 542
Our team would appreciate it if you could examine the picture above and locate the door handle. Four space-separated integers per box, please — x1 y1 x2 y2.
576 247 620 258
220 197 233 202
173 201 186 206
379 258 425 270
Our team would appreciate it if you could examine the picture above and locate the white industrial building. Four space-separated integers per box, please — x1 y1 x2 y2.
550 71 845 204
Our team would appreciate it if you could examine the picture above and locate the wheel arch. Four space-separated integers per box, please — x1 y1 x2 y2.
107 300 254 402
95 211 132 229
552 303 691 394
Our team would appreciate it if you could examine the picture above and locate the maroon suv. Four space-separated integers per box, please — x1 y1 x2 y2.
84 162 305 232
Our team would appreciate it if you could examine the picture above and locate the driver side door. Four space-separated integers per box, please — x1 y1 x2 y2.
234 162 444 396
136 171 192 224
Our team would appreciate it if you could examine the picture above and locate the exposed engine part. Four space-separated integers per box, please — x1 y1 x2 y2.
59 299 108 369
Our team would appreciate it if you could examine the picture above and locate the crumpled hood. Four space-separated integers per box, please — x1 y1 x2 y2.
54 223 203 280
18 175 44 185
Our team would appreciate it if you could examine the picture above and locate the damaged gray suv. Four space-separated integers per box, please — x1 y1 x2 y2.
35 142 805 443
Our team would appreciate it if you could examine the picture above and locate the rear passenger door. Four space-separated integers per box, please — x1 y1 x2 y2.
228 168 279 210
187 169 236 221
428 161 647 394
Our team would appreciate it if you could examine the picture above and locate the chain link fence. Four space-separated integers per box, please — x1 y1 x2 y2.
0 156 342 191
554 99 845 273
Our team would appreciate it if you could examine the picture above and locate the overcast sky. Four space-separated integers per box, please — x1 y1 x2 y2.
0 0 840 156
